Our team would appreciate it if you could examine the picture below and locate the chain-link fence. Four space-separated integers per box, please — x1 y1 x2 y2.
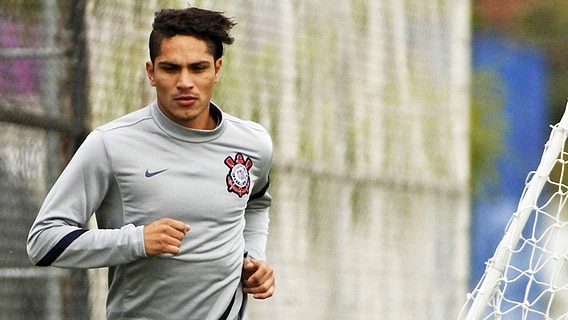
2 0 471 319
0 0 89 319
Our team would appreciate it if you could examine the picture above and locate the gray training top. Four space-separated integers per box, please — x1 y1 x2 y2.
27 101 273 320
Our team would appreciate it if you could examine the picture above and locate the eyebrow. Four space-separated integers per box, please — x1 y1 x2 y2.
157 61 212 68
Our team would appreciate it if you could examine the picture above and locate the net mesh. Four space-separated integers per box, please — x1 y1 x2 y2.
460 108 568 319
1 0 471 319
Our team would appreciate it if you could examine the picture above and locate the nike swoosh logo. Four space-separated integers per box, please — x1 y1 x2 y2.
145 168 168 178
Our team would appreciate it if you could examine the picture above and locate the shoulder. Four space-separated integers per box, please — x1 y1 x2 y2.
223 113 272 144
95 106 152 133
222 113 273 166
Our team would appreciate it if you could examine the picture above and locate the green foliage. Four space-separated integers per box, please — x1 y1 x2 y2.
469 1 568 196
350 182 370 232
517 1 568 123
0 0 66 39
517 1 568 39
470 70 506 197
1 0 42 17
473 0 568 124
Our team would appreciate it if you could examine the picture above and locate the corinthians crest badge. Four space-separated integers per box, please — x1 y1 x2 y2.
224 153 253 197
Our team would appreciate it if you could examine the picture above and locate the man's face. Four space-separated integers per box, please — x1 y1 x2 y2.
146 35 222 129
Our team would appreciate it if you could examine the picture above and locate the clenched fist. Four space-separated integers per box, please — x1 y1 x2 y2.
143 218 190 256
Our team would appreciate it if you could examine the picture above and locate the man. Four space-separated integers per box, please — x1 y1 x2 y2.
27 7 275 320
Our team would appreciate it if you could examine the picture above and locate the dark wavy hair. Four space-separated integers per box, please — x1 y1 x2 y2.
149 7 236 63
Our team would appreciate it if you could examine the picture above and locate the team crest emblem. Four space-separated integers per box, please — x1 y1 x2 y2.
224 153 253 197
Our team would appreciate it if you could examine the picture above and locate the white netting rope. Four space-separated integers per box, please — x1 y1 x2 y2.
461 111 568 319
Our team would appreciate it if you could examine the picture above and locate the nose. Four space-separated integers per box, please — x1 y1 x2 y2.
177 69 194 89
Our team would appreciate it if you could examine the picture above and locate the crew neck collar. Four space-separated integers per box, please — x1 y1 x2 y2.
150 101 226 143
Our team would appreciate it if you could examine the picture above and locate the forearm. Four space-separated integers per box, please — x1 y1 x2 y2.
243 207 269 260
27 220 146 268
26 130 147 268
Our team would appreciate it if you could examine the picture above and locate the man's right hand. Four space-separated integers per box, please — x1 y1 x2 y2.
143 218 190 256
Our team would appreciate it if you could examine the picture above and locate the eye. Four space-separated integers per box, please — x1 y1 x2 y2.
192 66 207 73
162 66 178 73
190 62 211 72
158 63 180 73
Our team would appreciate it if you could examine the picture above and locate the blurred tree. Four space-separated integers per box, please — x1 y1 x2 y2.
519 1 568 122
474 0 568 123
470 70 506 197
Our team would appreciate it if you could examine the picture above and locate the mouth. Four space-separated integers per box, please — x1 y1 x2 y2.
174 95 198 105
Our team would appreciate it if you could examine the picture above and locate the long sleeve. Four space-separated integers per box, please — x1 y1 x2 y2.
27 102 276 318
26 130 147 268
243 202 270 260
243 136 273 261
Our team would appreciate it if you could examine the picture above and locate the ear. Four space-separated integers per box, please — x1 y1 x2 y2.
214 58 223 83
146 61 156 86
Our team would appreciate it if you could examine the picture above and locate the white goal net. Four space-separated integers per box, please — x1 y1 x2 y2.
460 103 568 320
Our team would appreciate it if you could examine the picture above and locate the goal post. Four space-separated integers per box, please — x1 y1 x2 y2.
460 101 568 320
